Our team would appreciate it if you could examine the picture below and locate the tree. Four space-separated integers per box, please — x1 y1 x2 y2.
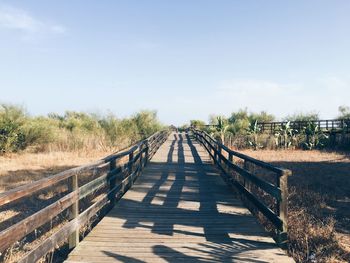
284 112 319 122
249 111 275 123
190 120 206 128
228 108 249 124
132 110 162 138
338 106 350 119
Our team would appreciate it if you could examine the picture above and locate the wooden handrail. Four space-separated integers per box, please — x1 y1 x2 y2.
0 129 170 261
194 129 287 174
0 162 105 206
191 128 291 246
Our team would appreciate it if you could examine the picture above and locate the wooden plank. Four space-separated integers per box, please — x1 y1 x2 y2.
68 174 79 249
66 132 294 263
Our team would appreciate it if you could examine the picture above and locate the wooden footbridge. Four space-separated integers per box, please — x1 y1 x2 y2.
0 130 294 262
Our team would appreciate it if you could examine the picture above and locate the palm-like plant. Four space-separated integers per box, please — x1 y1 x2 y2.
274 121 298 149
210 116 231 145
246 120 262 150
302 122 328 150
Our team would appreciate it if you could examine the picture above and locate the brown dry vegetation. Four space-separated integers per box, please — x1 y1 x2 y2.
241 149 350 263
0 150 110 192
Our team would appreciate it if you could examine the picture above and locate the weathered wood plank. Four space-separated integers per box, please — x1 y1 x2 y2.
65 132 294 263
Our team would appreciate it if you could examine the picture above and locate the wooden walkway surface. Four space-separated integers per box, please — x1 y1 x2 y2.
65 133 294 263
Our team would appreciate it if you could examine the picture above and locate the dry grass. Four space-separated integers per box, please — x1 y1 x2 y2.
241 149 350 263
0 150 111 192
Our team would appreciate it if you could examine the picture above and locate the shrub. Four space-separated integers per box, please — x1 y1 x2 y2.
133 110 162 138
190 119 206 129
0 104 27 153
22 117 55 151
284 112 319 122
98 113 120 148
0 104 164 154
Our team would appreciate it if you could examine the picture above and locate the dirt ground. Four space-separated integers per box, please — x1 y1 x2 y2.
241 149 350 262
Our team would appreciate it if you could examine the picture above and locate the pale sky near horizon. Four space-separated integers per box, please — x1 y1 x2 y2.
0 1 349 125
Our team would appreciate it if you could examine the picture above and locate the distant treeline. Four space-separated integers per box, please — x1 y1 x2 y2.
187 106 350 150
0 104 163 154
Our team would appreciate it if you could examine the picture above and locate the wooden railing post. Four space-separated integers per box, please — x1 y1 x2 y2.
276 169 290 247
243 160 248 188
217 145 222 165
145 140 149 165
214 143 218 163
109 158 117 207
229 152 233 163
139 145 144 171
128 152 134 174
69 173 79 249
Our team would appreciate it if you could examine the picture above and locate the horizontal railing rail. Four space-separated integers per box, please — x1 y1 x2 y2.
191 128 291 246
191 119 350 134
258 119 350 133
0 130 169 262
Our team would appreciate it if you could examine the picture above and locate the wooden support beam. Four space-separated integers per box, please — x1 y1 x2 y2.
69 173 79 249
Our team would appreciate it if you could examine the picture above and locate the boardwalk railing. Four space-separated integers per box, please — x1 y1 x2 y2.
191 128 291 246
258 119 350 133
0 130 169 263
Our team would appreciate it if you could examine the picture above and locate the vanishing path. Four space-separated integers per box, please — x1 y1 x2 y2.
65 133 293 263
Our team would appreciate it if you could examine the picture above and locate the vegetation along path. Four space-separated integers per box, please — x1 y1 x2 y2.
65 132 294 263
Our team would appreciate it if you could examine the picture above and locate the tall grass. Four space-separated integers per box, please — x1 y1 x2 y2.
0 104 163 154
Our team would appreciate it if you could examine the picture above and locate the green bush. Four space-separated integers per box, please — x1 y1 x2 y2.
284 112 319 122
0 104 27 153
190 119 206 129
0 104 164 154
133 110 162 138
22 117 55 150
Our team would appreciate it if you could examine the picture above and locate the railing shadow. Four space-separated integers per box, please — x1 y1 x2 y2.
103 132 282 262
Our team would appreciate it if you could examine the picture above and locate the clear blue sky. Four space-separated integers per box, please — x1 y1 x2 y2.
1 1 349 125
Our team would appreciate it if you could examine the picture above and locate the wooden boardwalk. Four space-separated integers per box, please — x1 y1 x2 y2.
65 133 294 263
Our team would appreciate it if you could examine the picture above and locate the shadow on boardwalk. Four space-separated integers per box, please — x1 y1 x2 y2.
98 133 287 262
